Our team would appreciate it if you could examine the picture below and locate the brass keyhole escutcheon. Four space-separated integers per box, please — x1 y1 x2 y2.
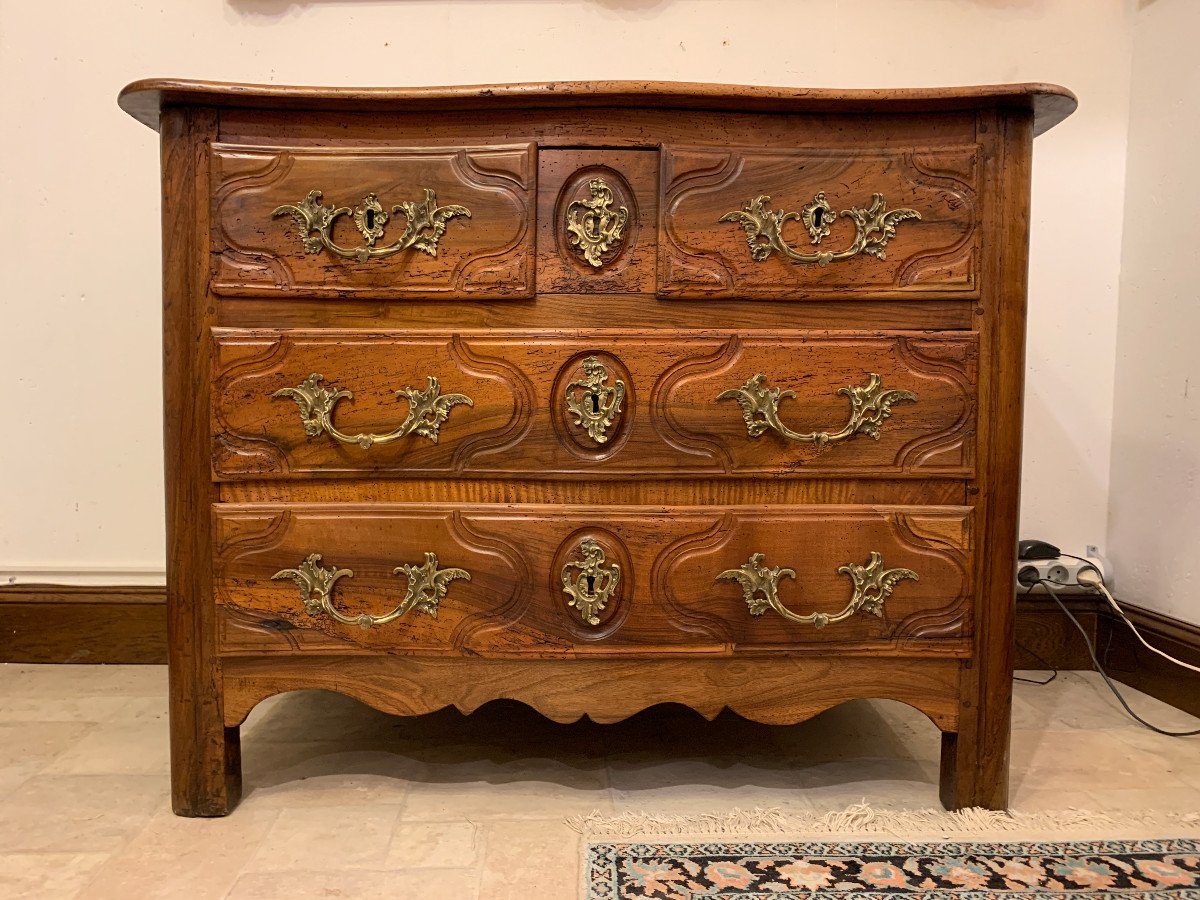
564 178 629 268
564 356 625 445
561 538 621 626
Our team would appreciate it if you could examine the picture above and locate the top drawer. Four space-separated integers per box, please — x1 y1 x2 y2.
210 143 536 299
659 145 981 300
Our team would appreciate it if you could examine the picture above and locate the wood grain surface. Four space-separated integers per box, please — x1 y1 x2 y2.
221 655 965 731
160 108 242 816
660 146 979 299
118 79 1077 135
211 144 535 298
211 329 978 480
122 81 1073 815
213 503 973 658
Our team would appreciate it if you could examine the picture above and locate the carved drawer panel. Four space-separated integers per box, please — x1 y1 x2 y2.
659 145 980 299
537 149 658 293
215 503 972 657
210 143 535 298
212 329 977 480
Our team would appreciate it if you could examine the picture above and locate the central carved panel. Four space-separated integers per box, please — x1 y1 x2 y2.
536 149 659 293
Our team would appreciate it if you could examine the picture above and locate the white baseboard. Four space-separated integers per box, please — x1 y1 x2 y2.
1 567 167 588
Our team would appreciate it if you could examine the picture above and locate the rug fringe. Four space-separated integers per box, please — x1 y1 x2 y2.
566 801 1200 839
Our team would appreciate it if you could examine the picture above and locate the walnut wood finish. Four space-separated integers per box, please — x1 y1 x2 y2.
160 107 241 816
660 146 979 299
537 150 658 292
124 78 1071 816
221 655 964 731
939 110 1033 811
118 79 1077 135
212 144 535 298
212 330 977 479
213 503 972 657
217 477 966 507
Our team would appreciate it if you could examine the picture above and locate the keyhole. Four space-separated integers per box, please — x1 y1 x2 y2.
590 392 600 414
586 575 596 594
812 207 824 228
365 208 376 231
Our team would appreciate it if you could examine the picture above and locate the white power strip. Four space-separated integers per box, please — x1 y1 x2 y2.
1016 555 1106 593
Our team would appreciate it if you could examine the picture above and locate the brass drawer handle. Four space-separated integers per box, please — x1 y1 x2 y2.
565 178 628 268
718 373 915 446
274 373 473 449
272 552 470 629
273 188 471 262
564 356 626 444
561 539 621 626
717 551 917 629
720 192 919 266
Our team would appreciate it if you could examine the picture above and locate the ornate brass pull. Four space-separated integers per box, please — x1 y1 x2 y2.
561 539 621 625
565 178 628 267
273 373 473 449
272 552 470 629
718 373 915 446
717 551 917 629
564 356 626 444
273 189 471 262
720 192 920 266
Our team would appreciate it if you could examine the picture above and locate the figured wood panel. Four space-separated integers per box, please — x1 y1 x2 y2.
221 655 965 730
215 295 977 332
212 329 977 479
211 144 535 298
218 477 967 507
213 503 973 658
660 146 980 299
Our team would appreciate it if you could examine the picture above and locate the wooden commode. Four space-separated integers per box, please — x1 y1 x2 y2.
118 79 1076 816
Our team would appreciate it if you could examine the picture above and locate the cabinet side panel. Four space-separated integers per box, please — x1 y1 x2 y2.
942 110 1033 810
161 106 241 815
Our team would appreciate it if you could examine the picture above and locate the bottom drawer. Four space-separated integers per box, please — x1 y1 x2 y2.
214 503 973 657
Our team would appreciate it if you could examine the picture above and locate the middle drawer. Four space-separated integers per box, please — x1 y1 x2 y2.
212 329 977 480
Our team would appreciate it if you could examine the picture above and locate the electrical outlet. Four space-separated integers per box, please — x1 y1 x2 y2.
1016 555 1105 593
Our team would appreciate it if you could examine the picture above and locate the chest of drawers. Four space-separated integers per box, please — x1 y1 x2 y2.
119 79 1074 816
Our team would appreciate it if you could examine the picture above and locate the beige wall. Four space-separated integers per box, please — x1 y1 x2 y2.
1107 0 1200 622
0 0 1133 584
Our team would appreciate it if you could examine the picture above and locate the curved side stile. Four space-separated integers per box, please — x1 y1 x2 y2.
221 657 962 733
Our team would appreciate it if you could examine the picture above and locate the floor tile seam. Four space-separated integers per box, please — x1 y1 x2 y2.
221 828 296 900
67 803 262 899
8 720 102 777
241 803 406 874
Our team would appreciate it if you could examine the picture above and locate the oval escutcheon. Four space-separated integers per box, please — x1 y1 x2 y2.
551 527 633 636
552 351 634 458
555 167 639 271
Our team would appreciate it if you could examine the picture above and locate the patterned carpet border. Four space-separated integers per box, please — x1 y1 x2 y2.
584 837 1200 899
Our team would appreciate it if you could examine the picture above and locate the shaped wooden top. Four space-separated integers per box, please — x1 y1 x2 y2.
118 78 1075 136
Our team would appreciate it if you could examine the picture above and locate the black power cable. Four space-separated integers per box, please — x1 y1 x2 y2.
1035 578 1200 737
1013 581 1059 686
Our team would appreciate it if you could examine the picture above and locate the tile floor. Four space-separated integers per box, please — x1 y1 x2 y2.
0 664 1197 898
